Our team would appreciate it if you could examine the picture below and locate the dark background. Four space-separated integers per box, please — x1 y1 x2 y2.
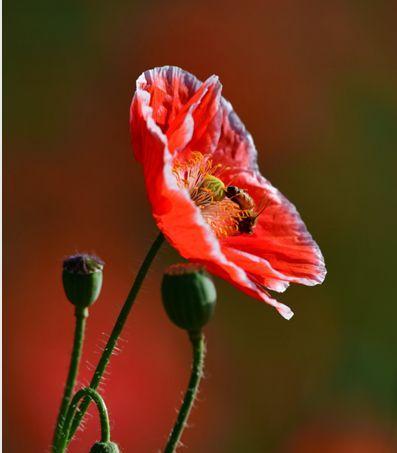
4 1 397 452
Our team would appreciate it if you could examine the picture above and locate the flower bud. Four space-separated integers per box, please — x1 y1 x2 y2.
161 264 216 332
62 254 104 309
90 441 120 453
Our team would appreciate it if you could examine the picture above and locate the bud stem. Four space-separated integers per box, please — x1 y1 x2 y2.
164 332 206 453
65 233 165 446
58 388 111 452
52 306 89 452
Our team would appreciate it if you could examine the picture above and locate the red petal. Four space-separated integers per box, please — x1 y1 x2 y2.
211 98 259 170
202 260 294 320
131 66 222 160
137 66 201 134
222 246 290 293
131 67 295 319
222 171 326 287
131 66 325 320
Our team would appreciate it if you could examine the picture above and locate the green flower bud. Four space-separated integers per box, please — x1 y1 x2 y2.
200 175 225 201
90 441 120 453
161 264 217 332
62 254 104 309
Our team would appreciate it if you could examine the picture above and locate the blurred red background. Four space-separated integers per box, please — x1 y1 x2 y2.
4 1 397 451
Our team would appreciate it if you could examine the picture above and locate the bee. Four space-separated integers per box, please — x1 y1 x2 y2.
225 185 268 234
225 186 255 210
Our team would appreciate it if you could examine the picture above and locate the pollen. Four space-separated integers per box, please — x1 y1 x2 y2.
200 198 245 238
173 152 246 238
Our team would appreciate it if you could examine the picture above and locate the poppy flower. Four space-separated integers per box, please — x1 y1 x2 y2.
130 66 326 319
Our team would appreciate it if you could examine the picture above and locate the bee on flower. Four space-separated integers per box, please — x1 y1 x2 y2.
130 66 326 319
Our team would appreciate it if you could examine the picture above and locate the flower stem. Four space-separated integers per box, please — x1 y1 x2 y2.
59 388 111 452
52 306 88 451
66 233 165 445
164 331 206 453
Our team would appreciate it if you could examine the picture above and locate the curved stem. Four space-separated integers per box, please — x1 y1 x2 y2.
52 306 88 451
66 233 164 444
164 332 206 453
59 388 110 452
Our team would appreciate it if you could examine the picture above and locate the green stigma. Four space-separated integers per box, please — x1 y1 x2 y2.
200 175 225 201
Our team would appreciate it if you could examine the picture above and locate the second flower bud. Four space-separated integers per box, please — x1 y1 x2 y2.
161 263 216 333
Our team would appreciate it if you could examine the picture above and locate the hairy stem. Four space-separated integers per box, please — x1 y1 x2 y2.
66 233 164 445
164 332 206 453
52 306 88 451
59 388 110 452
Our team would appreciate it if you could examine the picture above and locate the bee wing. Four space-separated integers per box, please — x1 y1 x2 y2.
255 196 271 217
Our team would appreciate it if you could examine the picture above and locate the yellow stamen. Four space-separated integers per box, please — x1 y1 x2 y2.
173 152 250 238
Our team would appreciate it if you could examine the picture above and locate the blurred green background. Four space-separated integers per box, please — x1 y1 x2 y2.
4 1 397 452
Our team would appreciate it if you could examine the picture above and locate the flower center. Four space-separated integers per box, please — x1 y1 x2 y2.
173 152 257 238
